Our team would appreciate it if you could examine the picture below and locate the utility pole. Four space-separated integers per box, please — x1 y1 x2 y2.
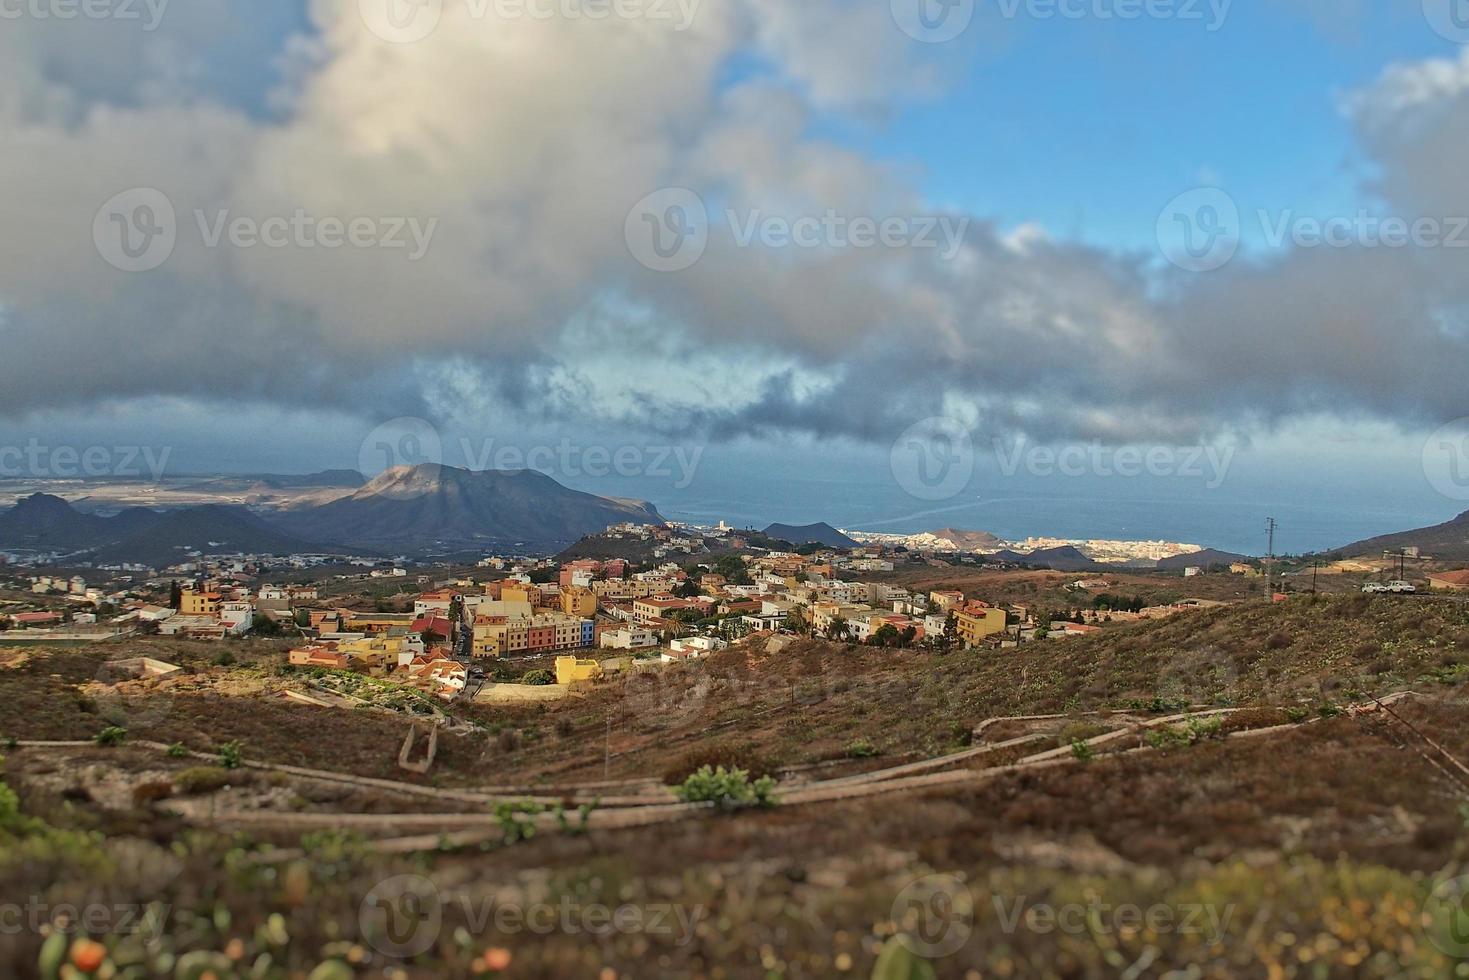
1265 518 1278 598
604 716 611 781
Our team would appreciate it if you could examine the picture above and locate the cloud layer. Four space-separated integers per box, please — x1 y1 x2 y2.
1 1 1467 452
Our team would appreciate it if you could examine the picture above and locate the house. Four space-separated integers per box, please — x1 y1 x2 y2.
600 627 658 650
288 645 349 670
411 615 454 642
1051 622 1102 638
12 611 63 628
555 656 602 685
668 635 727 657
218 602 254 635
1429 570 1469 591
179 590 222 616
954 604 1007 647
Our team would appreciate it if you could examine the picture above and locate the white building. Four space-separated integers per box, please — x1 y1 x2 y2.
600 627 658 650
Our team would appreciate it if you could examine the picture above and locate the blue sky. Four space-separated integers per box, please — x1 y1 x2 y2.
2 0 1468 551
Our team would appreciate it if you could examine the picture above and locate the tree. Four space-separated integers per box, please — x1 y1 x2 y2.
941 613 958 649
673 579 700 599
871 624 900 647
168 581 183 610
824 616 850 642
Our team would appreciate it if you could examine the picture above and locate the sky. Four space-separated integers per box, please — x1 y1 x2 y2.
2 0 1469 553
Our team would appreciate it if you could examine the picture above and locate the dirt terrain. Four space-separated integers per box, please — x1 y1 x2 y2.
1 595 1467 978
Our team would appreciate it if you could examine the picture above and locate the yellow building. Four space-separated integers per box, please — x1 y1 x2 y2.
179 590 221 616
954 606 1007 647
561 586 598 618
555 656 602 686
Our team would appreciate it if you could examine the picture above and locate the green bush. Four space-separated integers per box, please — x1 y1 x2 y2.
94 726 127 746
673 765 778 810
521 669 555 686
174 767 234 795
1070 739 1095 762
166 742 189 758
846 738 879 759
216 741 243 769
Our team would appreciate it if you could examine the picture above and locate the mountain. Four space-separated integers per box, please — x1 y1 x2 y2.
90 505 330 567
930 528 1005 552
0 493 118 551
1333 510 1469 561
1155 548 1247 570
762 522 859 549
276 464 663 555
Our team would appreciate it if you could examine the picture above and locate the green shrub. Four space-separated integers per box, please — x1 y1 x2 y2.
166 742 189 758
1070 739 1095 762
174 767 234 795
521 669 555 686
846 738 879 759
217 741 243 769
674 765 778 810
1285 706 1310 723
94 726 127 746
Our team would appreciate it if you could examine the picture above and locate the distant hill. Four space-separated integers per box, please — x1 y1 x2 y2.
277 464 663 555
986 545 1100 571
0 494 121 551
178 470 366 494
930 528 1005 551
0 494 328 565
762 522 859 549
1156 548 1248 570
90 505 330 567
1332 510 1469 561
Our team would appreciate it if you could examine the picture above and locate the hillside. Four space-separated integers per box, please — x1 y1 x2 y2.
88 505 333 566
762 522 859 549
0 596 1465 978
277 463 663 555
1336 509 1469 560
0 493 117 551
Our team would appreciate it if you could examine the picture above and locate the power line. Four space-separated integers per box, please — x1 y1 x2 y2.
1265 518 1278 598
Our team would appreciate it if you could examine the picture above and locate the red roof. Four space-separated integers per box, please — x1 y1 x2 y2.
411 615 454 637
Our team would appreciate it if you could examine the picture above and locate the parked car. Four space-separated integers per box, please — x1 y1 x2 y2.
1362 582 1388 593
1385 580 1417 594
